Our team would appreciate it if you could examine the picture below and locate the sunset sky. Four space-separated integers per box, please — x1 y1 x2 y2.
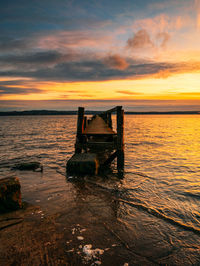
0 0 200 111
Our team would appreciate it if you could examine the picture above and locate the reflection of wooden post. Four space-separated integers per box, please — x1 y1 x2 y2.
117 106 124 170
75 107 84 153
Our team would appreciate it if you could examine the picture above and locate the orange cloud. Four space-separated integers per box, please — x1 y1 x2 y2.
127 29 154 50
104 54 129 70
116 90 143 95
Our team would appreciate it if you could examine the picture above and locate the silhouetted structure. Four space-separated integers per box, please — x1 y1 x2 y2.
67 106 124 176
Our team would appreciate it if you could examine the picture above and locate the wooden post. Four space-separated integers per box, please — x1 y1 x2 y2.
84 116 87 130
75 107 84 153
107 113 112 129
117 106 124 171
100 113 107 124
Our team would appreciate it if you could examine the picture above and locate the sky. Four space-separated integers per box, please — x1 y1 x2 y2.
0 0 200 111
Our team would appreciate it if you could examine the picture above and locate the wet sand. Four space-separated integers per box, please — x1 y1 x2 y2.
1 170 200 265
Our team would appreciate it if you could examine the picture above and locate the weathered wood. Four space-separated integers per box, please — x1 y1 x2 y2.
75 107 84 153
83 115 115 135
117 107 124 170
103 106 117 114
107 113 112 129
68 106 124 175
76 141 116 150
84 116 87 130
67 153 99 175
103 150 118 166
76 107 84 135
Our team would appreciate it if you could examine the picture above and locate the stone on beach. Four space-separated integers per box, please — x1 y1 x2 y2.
12 162 43 172
0 176 22 212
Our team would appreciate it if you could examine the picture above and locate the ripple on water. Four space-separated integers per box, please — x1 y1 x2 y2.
1 114 200 260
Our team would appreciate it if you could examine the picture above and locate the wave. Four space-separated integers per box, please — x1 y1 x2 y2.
182 191 200 200
115 197 200 236
129 141 162 146
84 180 200 236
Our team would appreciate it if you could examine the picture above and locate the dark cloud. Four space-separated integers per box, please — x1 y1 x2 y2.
0 86 43 95
104 54 129 70
127 29 154 49
0 57 183 82
0 37 30 52
0 51 76 67
0 47 198 82
0 80 29 86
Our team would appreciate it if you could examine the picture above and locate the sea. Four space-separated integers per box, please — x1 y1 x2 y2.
0 114 200 264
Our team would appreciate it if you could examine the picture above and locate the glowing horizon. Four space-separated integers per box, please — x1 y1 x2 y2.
0 0 200 109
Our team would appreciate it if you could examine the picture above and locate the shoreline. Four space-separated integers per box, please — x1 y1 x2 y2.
0 110 200 116
1 170 200 265
0 170 152 265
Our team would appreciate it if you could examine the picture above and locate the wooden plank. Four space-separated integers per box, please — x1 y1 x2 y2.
103 106 117 114
76 142 116 149
83 115 116 135
82 133 117 137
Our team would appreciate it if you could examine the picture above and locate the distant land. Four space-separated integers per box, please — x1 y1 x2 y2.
0 110 200 116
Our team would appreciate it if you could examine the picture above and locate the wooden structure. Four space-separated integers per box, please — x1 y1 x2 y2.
67 106 124 176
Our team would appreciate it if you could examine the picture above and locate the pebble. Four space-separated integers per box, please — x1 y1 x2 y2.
77 236 84 240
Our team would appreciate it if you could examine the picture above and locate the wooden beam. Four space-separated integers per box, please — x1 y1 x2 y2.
84 116 87 130
107 112 112 128
75 107 84 153
104 106 117 114
76 142 116 150
117 106 124 170
103 150 118 166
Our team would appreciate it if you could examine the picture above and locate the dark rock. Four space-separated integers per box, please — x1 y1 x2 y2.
0 177 22 213
12 162 43 172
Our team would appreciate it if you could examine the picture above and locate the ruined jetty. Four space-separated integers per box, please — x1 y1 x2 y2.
67 106 124 176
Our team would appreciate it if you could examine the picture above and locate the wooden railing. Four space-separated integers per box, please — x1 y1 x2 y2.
75 106 124 171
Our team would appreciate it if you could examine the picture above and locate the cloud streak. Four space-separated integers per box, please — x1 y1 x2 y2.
116 90 143 95
0 52 200 83
0 85 43 96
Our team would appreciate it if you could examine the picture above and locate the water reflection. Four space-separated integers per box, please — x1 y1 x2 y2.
1 115 200 264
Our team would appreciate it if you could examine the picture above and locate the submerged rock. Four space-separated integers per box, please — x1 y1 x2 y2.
12 162 43 172
0 176 22 213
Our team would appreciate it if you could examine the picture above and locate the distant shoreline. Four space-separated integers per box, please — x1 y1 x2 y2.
0 110 200 116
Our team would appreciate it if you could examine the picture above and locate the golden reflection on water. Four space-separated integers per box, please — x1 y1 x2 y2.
0 114 200 232
1 115 200 264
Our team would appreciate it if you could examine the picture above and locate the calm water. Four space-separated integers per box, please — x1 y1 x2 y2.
1 114 200 264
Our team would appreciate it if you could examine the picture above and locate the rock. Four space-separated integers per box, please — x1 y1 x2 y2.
0 177 22 213
12 162 43 172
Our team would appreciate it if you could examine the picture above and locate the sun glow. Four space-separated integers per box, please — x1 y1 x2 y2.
1 72 200 101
